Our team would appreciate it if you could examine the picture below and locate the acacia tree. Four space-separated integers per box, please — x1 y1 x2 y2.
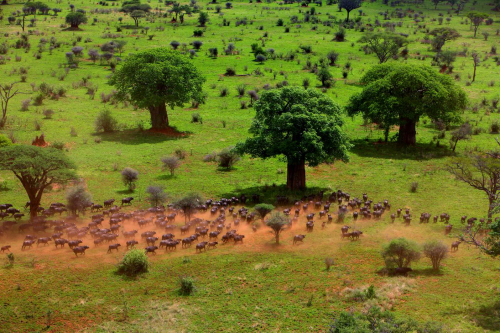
423 240 448 270
254 203 275 221
450 123 471 152
338 0 361 22
65 12 87 28
146 185 167 207
358 32 408 63
382 238 421 269
110 48 205 129
346 63 467 146
130 10 145 27
236 87 350 190
66 185 92 216
429 27 461 56
266 212 290 245
120 0 151 26
0 145 76 220
173 193 202 223
467 11 489 38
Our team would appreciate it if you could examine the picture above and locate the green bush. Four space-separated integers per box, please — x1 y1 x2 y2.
0 134 12 148
117 248 149 276
382 238 421 269
95 109 118 132
179 276 195 295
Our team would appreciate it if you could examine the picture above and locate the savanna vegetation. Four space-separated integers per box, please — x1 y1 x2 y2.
0 0 499 331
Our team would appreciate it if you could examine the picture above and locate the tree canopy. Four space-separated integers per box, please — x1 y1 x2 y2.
358 32 408 63
236 86 350 190
467 11 488 38
429 27 461 54
0 145 76 219
110 48 205 129
338 0 361 22
65 12 87 28
172 193 203 223
265 212 290 245
345 63 467 145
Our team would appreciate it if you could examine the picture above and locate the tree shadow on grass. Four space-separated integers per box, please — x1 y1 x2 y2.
156 174 174 181
350 139 453 161
94 128 192 145
220 184 331 207
410 268 445 277
116 189 135 195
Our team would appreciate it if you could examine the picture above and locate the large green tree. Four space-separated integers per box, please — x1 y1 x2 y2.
120 0 151 26
237 87 350 190
0 145 76 220
110 48 205 129
65 12 87 29
346 63 467 145
358 32 408 63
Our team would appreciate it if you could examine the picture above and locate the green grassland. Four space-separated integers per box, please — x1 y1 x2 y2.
0 0 500 331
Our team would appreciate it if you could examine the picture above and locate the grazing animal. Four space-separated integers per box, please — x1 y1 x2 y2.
145 246 158 255
293 234 306 245
306 221 314 232
1 245 11 252
126 240 139 249
451 241 461 251
107 243 121 253
73 246 90 256
196 242 208 252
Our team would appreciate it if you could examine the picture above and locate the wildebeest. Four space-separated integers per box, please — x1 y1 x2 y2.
37 237 51 246
306 221 314 232
146 237 159 246
451 241 461 251
123 230 138 238
104 199 115 208
196 241 208 252
341 225 350 234
22 240 35 250
145 246 158 255
55 239 68 248
445 224 453 235
293 234 306 245
1 245 11 252
107 243 121 253
73 246 90 256
209 231 220 239
68 240 83 249
121 197 134 206
233 235 245 244
207 241 218 249
126 240 139 249
13 213 24 220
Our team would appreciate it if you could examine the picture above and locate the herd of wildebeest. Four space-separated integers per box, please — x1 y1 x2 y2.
0 190 472 262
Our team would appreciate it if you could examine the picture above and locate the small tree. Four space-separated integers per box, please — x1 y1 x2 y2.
266 212 289 245
146 185 167 207
65 12 87 29
198 12 209 27
161 156 180 176
217 147 240 170
120 0 151 26
450 123 472 152
66 185 92 216
121 167 138 191
467 12 489 38
130 10 145 27
358 32 408 63
472 52 480 82
317 65 333 86
423 240 448 270
338 0 361 22
1 82 26 128
381 238 421 269
173 193 202 223
254 203 275 221
430 28 460 57
326 51 339 66
0 146 76 220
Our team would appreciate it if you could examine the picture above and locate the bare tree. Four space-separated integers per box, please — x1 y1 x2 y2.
0 82 25 128
450 123 472 152
161 156 181 176
472 52 480 82
265 212 290 245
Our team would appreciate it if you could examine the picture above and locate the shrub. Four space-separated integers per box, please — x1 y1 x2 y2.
34 120 42 131
117 248 149 276
217 146 240 169
423 240 448 270
277 18 284 26
179 276 195 295
191 113 202 123
203 152 217 162
335 27 346 41
170 40 180 50
236 84 246 97
66 185 92 215
146 185 167 207
121 167 138 191
70 127 78 137
94 109 118 132
325 257 334 271
326 51 339 65
219 86 228 97
161 156 181 176
255 54 266 63
174 148 187 160
51 141 65 150
382 238 421 269
300 45 312 53
0 134 12 148
225 67 236 76
491 121 500 134
192 40 203 50
410 182 418 193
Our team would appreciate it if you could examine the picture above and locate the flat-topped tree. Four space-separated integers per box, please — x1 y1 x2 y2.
338 0 361 22
467 11 488 38
346 63 467 146
429 27 460 56
120 0 151 26
237 87 350 190
65 11 87 29
358 32 408 64
0 145 76 220
110 48 205 129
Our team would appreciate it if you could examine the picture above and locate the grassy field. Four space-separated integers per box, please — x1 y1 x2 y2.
0 0 500 331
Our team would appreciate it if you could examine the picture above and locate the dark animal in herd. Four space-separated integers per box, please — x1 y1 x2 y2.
1 245 11 252
107 243 121 253
293 234 306 245
73 246 90 256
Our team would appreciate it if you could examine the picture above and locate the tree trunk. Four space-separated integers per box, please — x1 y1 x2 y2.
29 196 40 221
148 104 169 129
452 138 459 152
287 160 306 190
346 10 350 22
473 64 477 82
398 118 416 145
275 232 280 245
